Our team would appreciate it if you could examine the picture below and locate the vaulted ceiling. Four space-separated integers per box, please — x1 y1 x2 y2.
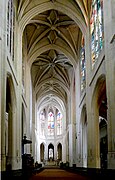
18 0 91 109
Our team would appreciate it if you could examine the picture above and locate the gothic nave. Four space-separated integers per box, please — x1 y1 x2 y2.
0 0 115 179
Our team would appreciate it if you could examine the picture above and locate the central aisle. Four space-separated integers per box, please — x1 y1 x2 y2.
29 168 90 180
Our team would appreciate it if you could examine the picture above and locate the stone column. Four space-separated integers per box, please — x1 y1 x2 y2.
68 124 73 167
16 27 23 169
45 143 48 164
54 143 57 162
0 58 6 169
103 0 115 169
75 62 81 167
1 0 7 171
85 26 99 168
32 90 36 158
68 73 76 167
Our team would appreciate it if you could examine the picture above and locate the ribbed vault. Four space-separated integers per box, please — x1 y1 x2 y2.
20 0 90 110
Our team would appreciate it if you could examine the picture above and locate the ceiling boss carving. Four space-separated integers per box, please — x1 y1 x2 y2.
50 0 56 3
32 49 72 88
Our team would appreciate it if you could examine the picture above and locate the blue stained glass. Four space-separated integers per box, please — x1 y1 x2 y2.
57 112 61 118
51 122 54 129
57 111 62 135
90 0 104 67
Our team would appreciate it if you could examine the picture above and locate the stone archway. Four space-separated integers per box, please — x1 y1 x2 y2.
5 75 16 170
91 74 108 168
98 86 108 169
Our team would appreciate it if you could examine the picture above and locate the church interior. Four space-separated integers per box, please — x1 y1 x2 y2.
0 0 115 179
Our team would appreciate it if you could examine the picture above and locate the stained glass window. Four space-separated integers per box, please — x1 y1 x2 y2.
80 37 86 93
49 148 53 158
57 111 62 135
40 111 45 136
7 0 15 60
48 111 54 135
90 0 104 67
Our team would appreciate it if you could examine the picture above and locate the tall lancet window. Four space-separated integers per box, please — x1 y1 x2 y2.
7 0 15 60
48 111 54 135
40 110 45 136
90 0 104 67
57 111 62 135
80 37 86 93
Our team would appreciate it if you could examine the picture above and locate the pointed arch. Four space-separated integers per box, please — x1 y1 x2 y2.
91 74 108 168
19 1 87 35
6 73 17 169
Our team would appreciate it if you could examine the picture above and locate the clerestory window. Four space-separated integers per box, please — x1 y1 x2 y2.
80 36 86 93
90 0 104 67
7 0 15 60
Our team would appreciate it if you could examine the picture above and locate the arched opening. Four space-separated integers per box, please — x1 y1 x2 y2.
48 143 54 161
40 143 45 162
57 143 62 161
91 74 108 168
98 86 108 169
5 76 15 170
81 105 87 167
